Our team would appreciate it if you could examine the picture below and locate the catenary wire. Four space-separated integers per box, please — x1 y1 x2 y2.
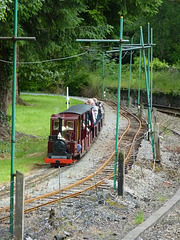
0 51 88 65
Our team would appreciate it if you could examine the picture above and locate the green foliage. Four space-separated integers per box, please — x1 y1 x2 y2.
0 0 179 127
0 0 12 21
135 210 144 224
152 70 180 94
150 0 180 65
157 195 167 202
66 67 90 96
133 56 169 71
18 0 44 21
0 155 45 183
87 56 180 95
127 0 180 65
18 64 61 92
152 58 169 71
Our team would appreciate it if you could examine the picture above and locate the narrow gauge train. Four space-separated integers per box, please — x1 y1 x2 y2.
45 104 103 166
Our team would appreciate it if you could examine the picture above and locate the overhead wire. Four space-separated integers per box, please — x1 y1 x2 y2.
0 45 135 65
0 51 88 65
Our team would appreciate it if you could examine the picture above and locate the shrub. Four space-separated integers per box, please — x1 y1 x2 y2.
65 68 90 96
18 64 61 92
133 56 169 71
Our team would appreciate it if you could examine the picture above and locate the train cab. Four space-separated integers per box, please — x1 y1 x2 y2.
45 104 95 166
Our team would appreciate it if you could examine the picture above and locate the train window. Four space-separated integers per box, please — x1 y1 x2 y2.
53 120 59 130
67 121 74 130
53 119 65 131
61 121 74 140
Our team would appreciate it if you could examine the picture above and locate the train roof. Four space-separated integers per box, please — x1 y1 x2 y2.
60 104 92 115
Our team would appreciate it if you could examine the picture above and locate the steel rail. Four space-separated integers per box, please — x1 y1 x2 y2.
120 107 142 165
0 105 143 222
23 108 142 214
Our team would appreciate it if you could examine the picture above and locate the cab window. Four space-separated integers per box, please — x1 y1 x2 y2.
67 121 74 130
53 120 59 130
53 119 64 130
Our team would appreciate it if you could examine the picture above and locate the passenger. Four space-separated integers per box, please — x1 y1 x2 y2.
86 98 98 121
93 98 103 116
86 99 96 125
93 98 103 124
77 144 82 152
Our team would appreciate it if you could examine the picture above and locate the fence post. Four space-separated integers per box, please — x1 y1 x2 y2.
14 171 25 240
153 108 161 162
118 150 124 196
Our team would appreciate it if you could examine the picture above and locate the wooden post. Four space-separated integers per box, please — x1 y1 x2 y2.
154 122 161 162
118 150 124 196
14 171 25 240
129 96 132 108
153 108 161 162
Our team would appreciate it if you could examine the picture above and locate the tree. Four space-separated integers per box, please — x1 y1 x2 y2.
150 0 180 64
122 0 180 65
0 0 44 139
0 0 164 139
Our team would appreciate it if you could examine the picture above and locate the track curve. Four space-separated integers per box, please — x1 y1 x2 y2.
0 101 146 224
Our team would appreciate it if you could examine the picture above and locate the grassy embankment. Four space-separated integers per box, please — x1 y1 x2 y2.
1 68 179 185
0 94 83 184
87 65 180 98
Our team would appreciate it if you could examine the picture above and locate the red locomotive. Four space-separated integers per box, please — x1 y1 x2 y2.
45 103 103 166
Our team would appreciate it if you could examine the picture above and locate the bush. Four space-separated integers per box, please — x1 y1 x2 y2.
18 64 61 92
66 68 90 96
133 56 169 71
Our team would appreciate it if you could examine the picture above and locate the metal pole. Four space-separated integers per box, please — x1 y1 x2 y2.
76 39 129 43
128 38 133 108
102 52 105 99
148 23 151 113
107 45 151 53
114 16 123 189
138 37 142 106
150 28 153 111
148 23 150 88
140 26 155 160
10 0 18 234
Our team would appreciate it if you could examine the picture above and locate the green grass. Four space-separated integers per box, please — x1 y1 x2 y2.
0 155 46 183
9 94 83 137
135 210 144 224
157 195 167 202
0 94 83 184
91 65 180 95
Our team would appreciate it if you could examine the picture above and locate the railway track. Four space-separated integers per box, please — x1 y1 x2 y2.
0 166 58 199
151 104 180 117
0 101 147 226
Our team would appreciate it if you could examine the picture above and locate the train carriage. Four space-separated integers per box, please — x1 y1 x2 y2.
45 103 103 166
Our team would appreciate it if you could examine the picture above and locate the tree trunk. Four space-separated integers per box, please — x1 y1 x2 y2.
0 47 12 140
0 86 11 140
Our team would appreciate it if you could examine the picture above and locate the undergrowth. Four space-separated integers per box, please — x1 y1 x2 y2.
135 210 144 224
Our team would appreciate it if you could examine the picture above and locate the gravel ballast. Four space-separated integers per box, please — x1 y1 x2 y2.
0 103 179 240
